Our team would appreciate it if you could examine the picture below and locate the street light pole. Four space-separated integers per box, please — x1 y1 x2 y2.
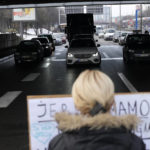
135 9 139 30
58 8 60 25
120 4 121 31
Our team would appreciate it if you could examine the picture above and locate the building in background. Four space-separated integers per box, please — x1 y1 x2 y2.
64 5 111 28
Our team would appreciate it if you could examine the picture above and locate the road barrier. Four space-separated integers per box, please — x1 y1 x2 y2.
0 33 21 58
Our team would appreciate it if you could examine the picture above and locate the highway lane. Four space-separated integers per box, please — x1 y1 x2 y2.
0 39 150 150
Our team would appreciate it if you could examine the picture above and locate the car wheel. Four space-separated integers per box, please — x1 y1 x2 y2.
123 53 131 64
98 57 102 65
53 47 55 51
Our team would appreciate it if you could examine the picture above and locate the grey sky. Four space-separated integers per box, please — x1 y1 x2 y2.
112 5 136 17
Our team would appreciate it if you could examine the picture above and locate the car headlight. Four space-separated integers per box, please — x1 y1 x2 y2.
128 50 134 53
68 53 73 57
93 52 99 57
45 46 49 49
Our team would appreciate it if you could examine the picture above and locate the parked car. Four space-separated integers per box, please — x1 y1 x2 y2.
32 37 52 56
104 28 116 40
95 25 103 36
98 30 104 38
53 33 63 46
14 40 44 65
113 31 121 42
66 38 101 66
119 31 132 45
123 34 150 63
53 32 67 45
38 34 55 51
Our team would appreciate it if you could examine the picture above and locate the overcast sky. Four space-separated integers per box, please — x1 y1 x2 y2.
112 5 136 17
112 4 149 17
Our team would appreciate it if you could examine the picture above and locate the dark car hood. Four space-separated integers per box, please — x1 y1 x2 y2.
68 47 98 54
127 43 150 51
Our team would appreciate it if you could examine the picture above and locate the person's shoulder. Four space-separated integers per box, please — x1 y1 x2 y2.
48 133 65 150
130 133 146 150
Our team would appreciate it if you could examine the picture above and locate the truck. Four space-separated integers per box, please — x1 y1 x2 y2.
65 13 96 43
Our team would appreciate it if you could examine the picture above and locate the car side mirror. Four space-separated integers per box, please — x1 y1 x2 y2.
65 45 68 48
97 44 100 47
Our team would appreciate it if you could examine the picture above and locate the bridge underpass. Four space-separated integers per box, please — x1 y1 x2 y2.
0 1 150 150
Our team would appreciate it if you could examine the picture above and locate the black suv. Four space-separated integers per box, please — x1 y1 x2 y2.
38 34 55 51
14 40 44 65
123 34 150 63
32 37 52 56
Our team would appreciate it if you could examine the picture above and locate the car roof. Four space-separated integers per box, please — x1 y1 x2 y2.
32 37 49 41
19 40 40 45
21 40 38 43
34 37 48 39
127 34 150 37
38 34 52 36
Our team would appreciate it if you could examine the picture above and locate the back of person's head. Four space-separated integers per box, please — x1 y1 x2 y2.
72 70 114 115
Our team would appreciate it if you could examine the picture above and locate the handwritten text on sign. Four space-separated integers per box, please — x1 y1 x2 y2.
27 93 150 150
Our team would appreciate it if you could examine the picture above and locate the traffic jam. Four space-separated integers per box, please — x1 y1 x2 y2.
0 2 150 150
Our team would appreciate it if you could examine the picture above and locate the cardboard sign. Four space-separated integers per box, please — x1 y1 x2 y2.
27 93 150 150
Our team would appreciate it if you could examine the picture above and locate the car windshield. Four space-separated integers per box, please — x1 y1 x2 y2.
127 35 150 44
70 39 95 48
37 38 48 43
19 41 38 52
122 33 127 36
39 35 52 42
108 30 115 33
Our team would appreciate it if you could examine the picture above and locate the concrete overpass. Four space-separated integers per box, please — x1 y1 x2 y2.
0 0 150 8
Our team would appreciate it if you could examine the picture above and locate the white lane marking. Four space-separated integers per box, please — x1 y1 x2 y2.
55 53 61 55
51 57 66 62
0 55 14 64
0 91 22 108
102 57 123 60
41 63 50 68
22 73 40 81
102 52 109 58
57 49 64 52
0 54 14 62
118 72 138 92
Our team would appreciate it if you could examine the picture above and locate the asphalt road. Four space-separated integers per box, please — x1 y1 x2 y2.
0 37 150 150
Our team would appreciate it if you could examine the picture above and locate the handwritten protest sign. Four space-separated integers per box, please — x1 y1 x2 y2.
27 93 150 150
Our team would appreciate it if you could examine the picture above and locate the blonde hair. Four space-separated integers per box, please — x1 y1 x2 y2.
72 70 114 114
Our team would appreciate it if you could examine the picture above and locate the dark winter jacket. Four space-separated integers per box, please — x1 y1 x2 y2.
48 112 145 150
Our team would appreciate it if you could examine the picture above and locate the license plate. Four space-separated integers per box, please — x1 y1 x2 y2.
22 56 30 58
79 59 88 62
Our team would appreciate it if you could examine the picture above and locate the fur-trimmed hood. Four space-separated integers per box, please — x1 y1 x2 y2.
55 112 140 132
